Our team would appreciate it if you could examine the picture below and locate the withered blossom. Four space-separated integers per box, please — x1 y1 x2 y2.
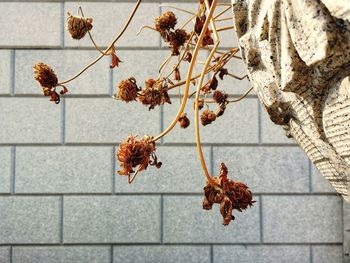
201 109 217 126
67 12 93 40
216 104 226 117
178 113 190 128
155 11 177 33
139 79 171 110
184 51 192 62
110 46 122 69
116 77 139 102
117 135 162 179
194 15 214 47
173 67 181 81
218 68 228 80
33 63 68 104
203 163 255 225
169 29 189 56
202 76 218 93
213 90 228 105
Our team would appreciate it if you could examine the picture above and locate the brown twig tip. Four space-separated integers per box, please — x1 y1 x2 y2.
67 12 93 40
203 163 255 226
115 77 140 102
117 135 162 181
139 79 171 110
200 109 217 126
178 113 190 129
33 63 68 104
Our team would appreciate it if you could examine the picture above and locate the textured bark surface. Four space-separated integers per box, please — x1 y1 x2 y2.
232 0 350 202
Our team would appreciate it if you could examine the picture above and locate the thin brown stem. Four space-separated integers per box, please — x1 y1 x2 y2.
159 4 197 16
216 25 235 32
152 0 218 142
213 5 231 19
58 0 143 85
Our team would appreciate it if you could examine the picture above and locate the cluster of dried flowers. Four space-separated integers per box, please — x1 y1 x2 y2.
33 0 254 225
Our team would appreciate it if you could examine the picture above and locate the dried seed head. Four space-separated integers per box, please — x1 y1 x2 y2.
155 11 177 32
116 77 139 102
67 12 93 40
169 29 189 56
216 104 226 117
178 113 190 129
213 90 228 104
139 79 171 110
117 135 162 177
173 67 181 81
203 163 255 225
209 76 218 90
218 68 228 80
33 63 58 89
200 109 217 126
184 51 192 62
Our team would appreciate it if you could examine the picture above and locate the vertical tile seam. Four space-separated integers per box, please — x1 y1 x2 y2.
160 194 164 244
210 244 214 263
61 2 65 48
259 195 263 243
309 245 313 263
110 245 114 263
10 147 16 194
10 246 13 263
61 98 66 144
10 49 15 96
60 195 64 244
112 146 116 194
257 100 262 145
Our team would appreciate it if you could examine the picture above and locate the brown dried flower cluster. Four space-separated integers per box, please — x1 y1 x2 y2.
33 63 68 104
194 15 214 47
155 12 189 55
67 12 93 40
201 109 216 126
117 135 162 179
203 163 255 225
116 77 139 102
178 113 190 128
139 79 171 110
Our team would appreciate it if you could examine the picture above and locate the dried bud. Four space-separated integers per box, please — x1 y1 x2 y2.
209 76 218 90
202 29 214 46
201 109 216 126
117 135 162 178
213 90 228 104
155 11 177 32
193 100 204 110
194 15 206 35
116 77 139 102
203 163 255 225
169 29 189 56
178 113 190 128
110 46 122 68
216 105 226 117
218 68 228 80
173 67 181 81
67 12 93 40
139 79 171 110
184 51 192 62
33 63 58 89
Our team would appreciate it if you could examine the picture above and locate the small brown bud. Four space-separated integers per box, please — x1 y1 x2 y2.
184 51 192 62
116 77 139 102
201 109 216 126
67 12 93 40
33 63 58 89
173 67 181 81
178 113 190 128
216 105 226 117
213 90 228 104
219 68 228 80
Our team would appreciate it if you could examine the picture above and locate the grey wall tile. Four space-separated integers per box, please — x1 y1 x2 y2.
63 196 161 243
65 98 160 143
163 196 260 243
0 3 61 47
0 196 60 244
163 98 259 144
262 195 343 243
213 146 310 193
113 245 210 263
64 3 160 48
0 50 12 94
115 146 210 193
312 246 343 263
0 147 11 193
0 98 61 144
0 247 10 263
15 50 110 95
213 245 310 263
311 165 337 193
13 246 111 263
16 146 112 193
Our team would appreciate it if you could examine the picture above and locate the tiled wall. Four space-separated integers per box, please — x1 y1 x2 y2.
0 1 348 262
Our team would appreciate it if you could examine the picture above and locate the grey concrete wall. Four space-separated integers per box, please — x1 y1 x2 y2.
0 1 348 262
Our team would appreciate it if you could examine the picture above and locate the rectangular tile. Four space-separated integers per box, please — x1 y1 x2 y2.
0 50 12 94
0 147 11 193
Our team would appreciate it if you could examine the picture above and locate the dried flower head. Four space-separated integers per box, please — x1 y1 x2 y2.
139 79 171 110
34 63 58 89
213 90 228 105
34 63 68 104
178 113 190 128
218 68 228 80
216 104 226 117
67 12 93 40
201 109 216 126
203 163 255 225
115 77 139 102
173 67 181 81
184 51 192 62
169 29 189 56
155 11 177 33
117 135 162 179
110 46 122 69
